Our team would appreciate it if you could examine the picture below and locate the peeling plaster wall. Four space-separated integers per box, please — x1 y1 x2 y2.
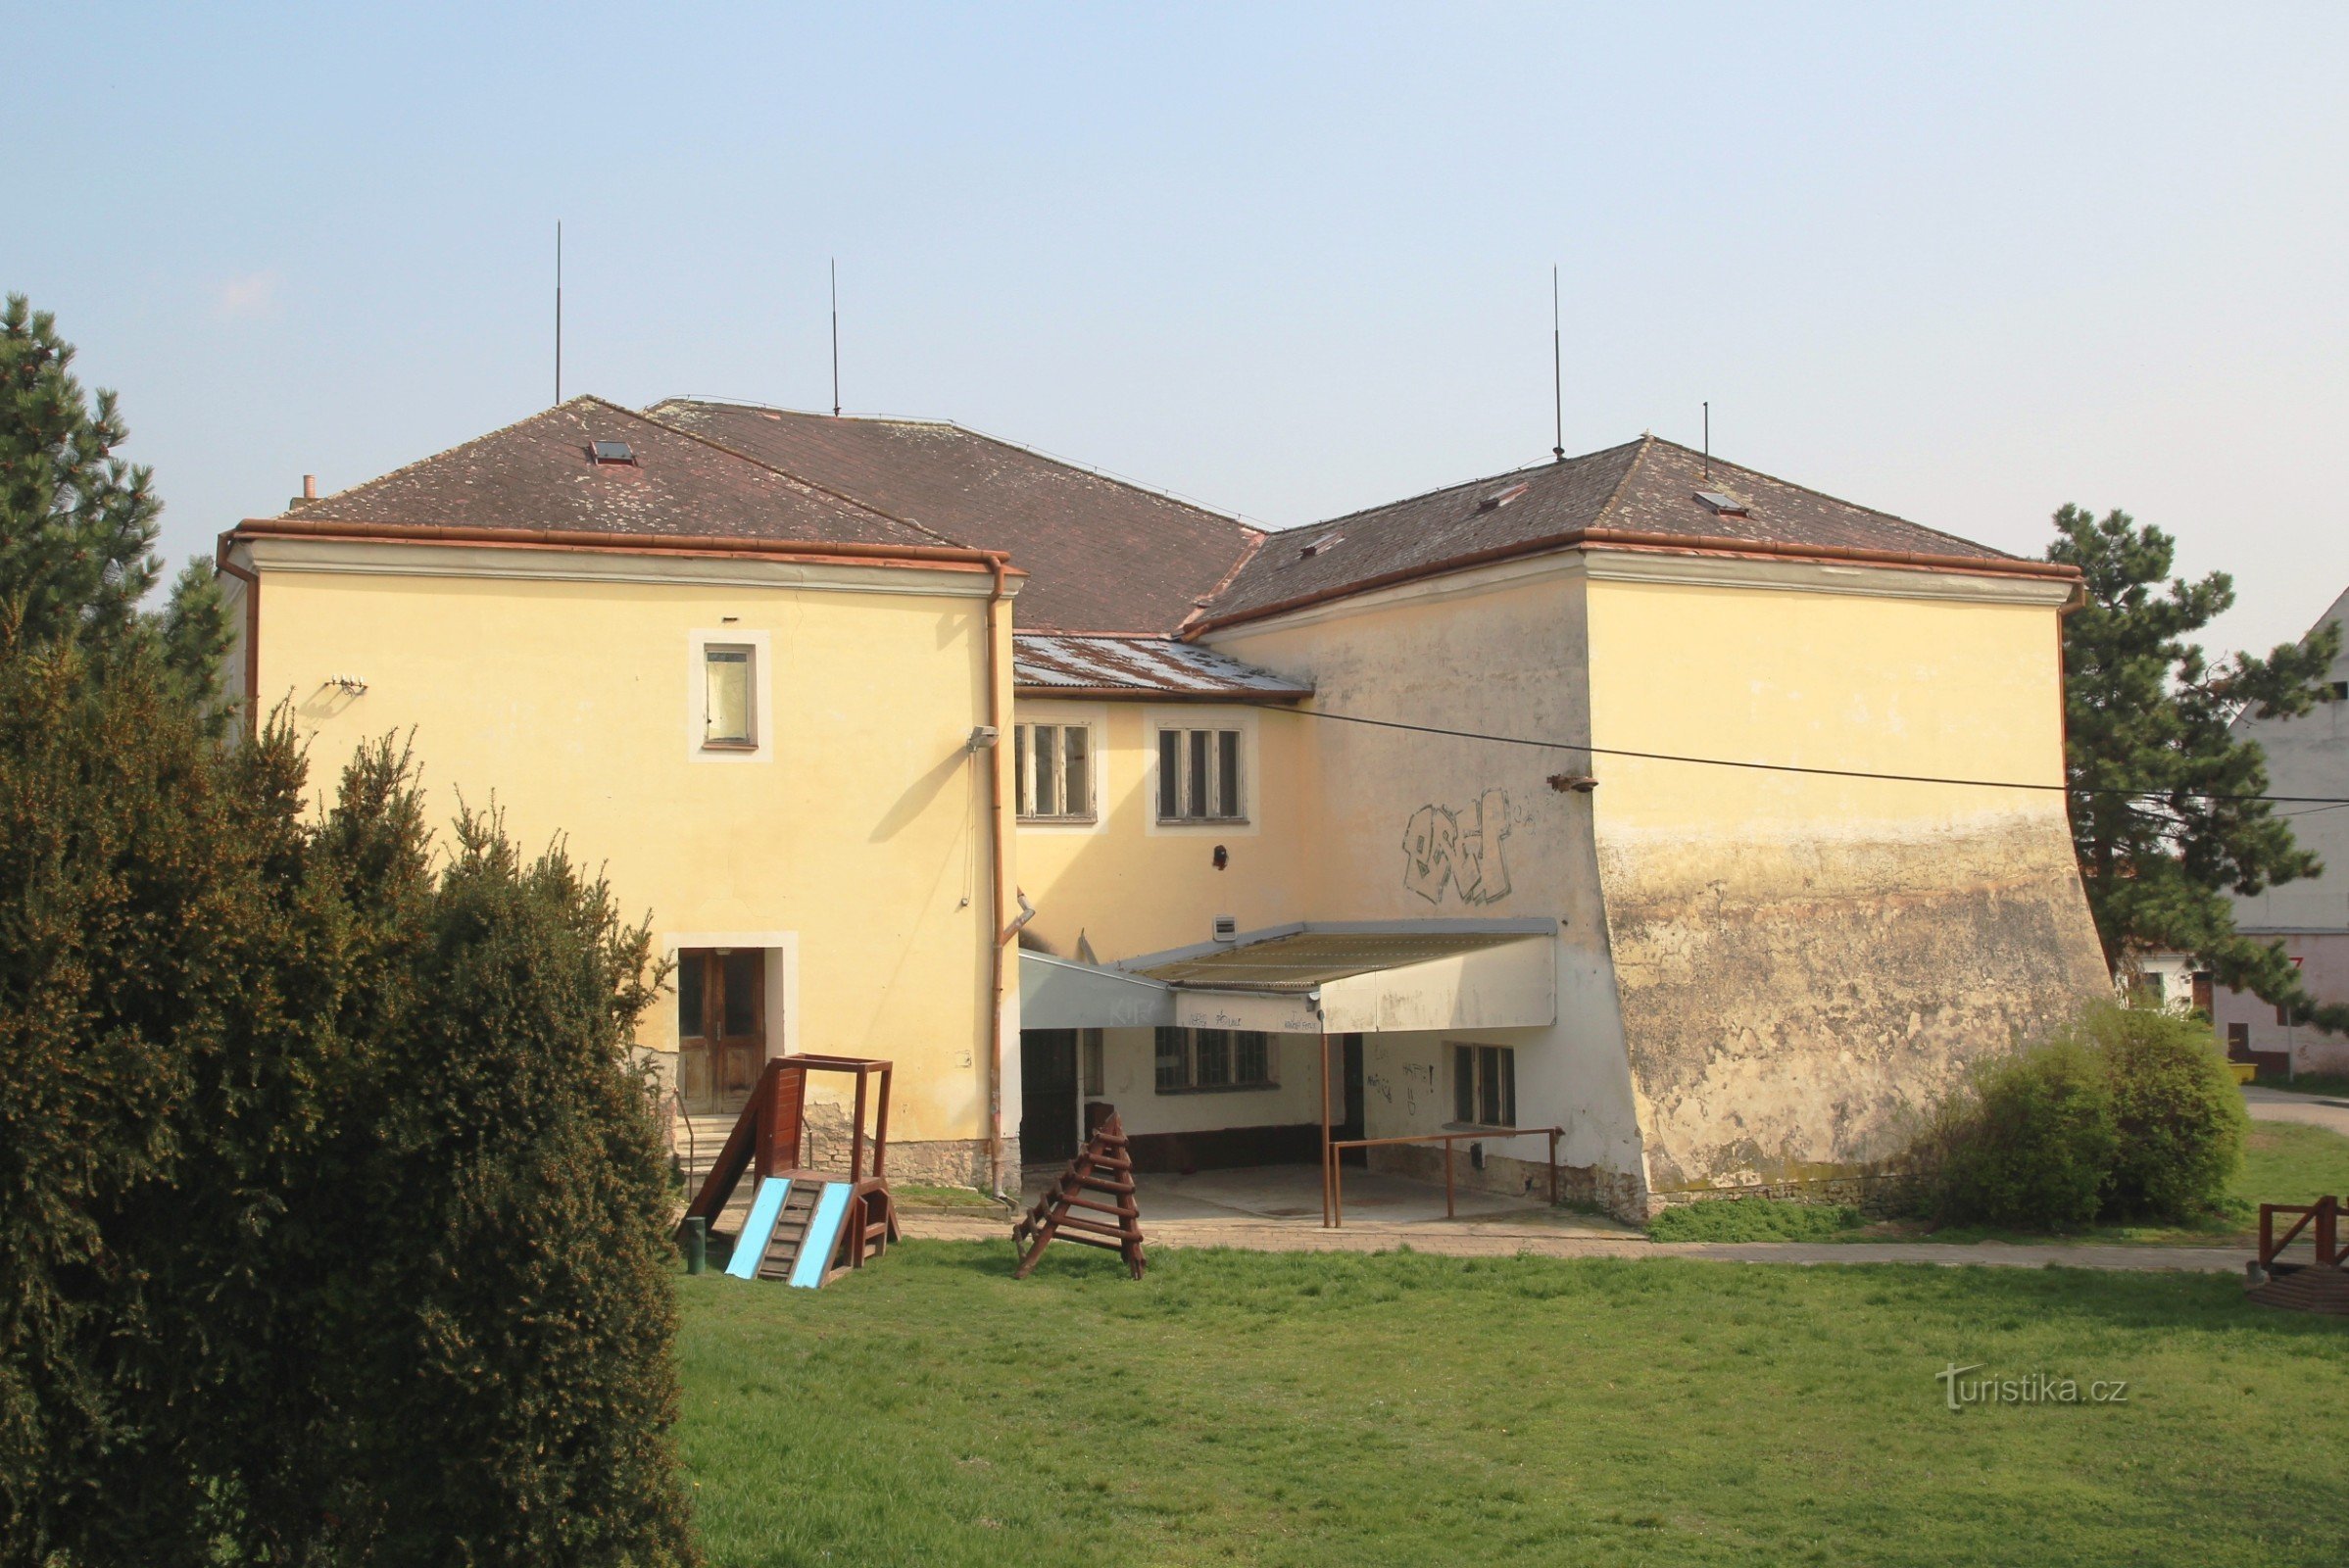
1600 817 2105 1191
1584 568 2108 1198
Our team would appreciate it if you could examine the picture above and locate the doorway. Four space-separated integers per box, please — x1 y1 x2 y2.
1020 1029 1080 1166
1337 1033 1366 1167
677 949 766 1113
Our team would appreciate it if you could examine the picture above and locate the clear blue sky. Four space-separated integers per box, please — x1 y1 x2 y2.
11 2 2346 656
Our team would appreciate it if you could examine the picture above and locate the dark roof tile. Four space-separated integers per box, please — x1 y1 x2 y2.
281 397 943 550
1201 436 2026 628
648 400 1259 633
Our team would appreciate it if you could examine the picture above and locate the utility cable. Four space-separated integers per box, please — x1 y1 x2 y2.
1246 702 2349 808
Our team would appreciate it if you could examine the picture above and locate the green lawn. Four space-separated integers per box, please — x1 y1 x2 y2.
677 1244 2349 1566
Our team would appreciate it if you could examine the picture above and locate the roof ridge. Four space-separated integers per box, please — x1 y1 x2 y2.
1639 436 2016 561
1585 433 1656 533
633 402 968 549
287 395 611 516
930 418 1264 537
655 396 1265 538
1269 438 1650 538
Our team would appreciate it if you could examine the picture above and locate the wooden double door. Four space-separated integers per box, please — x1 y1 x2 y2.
678 948 765 1113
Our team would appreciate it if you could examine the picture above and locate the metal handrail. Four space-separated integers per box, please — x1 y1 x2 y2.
669 1085 698 1183
1325 1125 1564 1228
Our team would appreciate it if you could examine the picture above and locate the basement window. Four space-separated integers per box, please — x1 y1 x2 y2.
1451 1043 1517 1128
1157 727 1244 822
1014 722 1095 822
1154 1027 1277 1093
591 439 638 466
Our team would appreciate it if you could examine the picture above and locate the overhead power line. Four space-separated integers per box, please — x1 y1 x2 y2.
1248 702 2349 808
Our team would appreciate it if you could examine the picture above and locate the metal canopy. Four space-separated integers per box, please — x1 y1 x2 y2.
1022 924 1557 1035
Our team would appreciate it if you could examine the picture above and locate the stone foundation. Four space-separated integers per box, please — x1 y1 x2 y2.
1642 1171 1916 1221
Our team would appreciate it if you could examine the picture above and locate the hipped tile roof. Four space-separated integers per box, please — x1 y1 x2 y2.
1199 435 2031 629
278 397 945 551
646 400 1261 634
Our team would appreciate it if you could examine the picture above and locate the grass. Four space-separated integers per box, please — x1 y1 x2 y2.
1647 1197 1864 1242
2253 1070 2349 1099
890 1182 1008 1213
677 1243 2349 1567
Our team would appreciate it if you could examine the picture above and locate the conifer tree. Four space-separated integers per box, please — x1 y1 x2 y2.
2050 504 2349 1031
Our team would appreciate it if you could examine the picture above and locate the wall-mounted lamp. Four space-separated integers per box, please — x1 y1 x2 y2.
1546 772 1598 794
967 725 1000 752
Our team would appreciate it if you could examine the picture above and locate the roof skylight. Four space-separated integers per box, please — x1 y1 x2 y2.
1477 482 1530 513
1299 533 1345 559
590 440 637 466
1693 490 1748 517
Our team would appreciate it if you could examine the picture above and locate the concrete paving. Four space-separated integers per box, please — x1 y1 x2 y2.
2243 1084 2349 1136
900 1161 2248 1272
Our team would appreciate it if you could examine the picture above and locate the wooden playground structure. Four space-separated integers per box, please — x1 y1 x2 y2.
679 1054 899 1289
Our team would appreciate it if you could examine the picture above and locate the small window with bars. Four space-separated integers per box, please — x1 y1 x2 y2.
1153 1026 1276 1092
1014 722 1094 821
1157 727 1244 822
1451 1043 1517 1128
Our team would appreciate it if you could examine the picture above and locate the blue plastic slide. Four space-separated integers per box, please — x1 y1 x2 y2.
724 1176 793 1280
788 1183 855 1288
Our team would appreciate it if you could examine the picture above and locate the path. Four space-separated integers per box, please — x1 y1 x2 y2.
896 1210 2248 1273
2243 1084 2349 1137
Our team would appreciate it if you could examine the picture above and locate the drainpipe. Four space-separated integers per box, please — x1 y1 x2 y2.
213 531 261 737
983 554 1015 1198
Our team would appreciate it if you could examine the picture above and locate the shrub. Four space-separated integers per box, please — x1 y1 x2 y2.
0 638 694 1563
1914 1001 2248 1231
1925 1037 2118 1231
2087 1004 2249 1219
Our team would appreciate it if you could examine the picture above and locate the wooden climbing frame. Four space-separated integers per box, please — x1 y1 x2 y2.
1013 1110 1146 1279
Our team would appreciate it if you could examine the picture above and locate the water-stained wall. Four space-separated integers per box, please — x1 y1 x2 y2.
1584 560 2109 1200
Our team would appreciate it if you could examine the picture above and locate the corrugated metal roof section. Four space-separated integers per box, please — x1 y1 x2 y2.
1013 634 1311 700
1135 930 1537 992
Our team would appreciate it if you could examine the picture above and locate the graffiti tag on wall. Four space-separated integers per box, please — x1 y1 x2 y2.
1401 789 1512 906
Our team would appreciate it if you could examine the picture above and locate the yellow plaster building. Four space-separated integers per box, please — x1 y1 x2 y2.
222 400 2108 1217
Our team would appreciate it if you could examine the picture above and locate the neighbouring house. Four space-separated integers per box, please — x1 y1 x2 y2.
2214 586 2349 1079
219 397 2111 1218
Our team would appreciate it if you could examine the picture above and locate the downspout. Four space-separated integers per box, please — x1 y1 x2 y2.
983 553 1016 1198
213 531 261 737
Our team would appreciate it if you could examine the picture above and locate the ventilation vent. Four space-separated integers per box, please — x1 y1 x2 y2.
1211 915 1239 943
1477 482 1531 513
1693 490 1747 517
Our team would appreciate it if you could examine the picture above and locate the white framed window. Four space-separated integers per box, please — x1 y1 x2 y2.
1153 1027 1276 1093
1156 726 1244 822
1450 1043 1517 1128
703 644 756 749
686 629 773 762
1014 722 1095 821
